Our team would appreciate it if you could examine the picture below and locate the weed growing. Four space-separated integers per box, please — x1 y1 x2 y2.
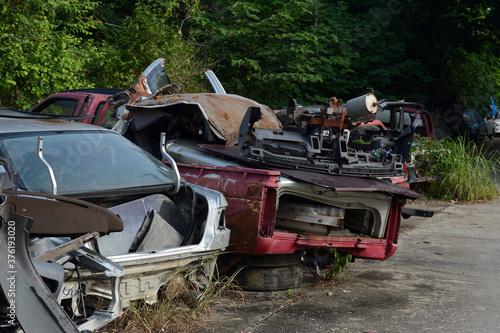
412 136 499 201
325 249 353 281
101 265 240 333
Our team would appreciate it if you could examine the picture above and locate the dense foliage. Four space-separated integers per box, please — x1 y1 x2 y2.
1 0 99 109
1 0 499 111
191 0 354 106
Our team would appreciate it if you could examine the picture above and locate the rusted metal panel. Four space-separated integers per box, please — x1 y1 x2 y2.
177 163 279 254
253 228 395 259
225 211 260 254
260 187 277 238
129 93 282 145
176 163 279 198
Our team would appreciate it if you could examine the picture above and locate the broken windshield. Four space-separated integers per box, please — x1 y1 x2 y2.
0 130 176 195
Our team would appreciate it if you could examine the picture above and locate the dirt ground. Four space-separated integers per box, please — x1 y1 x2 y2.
207 194 500 333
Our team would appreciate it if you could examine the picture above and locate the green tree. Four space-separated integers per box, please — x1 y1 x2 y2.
192 0 355 108
441 50 500 113
403 0 500 106
343 0 432 101
0 0 99 109
88 0 208 92
340 0 500 107
2 0 499 113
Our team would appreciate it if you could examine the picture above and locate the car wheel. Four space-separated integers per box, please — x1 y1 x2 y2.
235 264 303 291
240 252 303 268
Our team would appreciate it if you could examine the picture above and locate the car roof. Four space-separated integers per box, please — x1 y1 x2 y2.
0 117 113 135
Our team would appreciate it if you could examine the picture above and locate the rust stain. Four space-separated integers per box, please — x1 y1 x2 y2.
225 213 260 254
247 201 261 214
245 183 261 197
127 75 164 105
129 93 282 146
313 209 343 217
223 113 230 120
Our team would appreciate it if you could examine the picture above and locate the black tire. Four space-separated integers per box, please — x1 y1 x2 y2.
235 264 303 291
240 252 302 268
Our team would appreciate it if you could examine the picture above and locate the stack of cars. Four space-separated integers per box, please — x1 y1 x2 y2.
2 58 424 331
97 59 422 289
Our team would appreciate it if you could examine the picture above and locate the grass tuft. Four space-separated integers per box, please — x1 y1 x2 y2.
100 264 241 333
412 136 499 201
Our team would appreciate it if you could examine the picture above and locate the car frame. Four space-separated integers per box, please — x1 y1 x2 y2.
0 112 230 330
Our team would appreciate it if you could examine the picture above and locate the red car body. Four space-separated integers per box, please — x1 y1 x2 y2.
28 89 121 128
175 162 412 260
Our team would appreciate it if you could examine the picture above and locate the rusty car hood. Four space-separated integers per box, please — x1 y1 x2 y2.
127 93 282 146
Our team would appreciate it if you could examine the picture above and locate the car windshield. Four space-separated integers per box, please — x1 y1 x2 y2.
0 130 175 195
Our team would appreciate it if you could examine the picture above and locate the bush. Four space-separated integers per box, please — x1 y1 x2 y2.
412 137 499 201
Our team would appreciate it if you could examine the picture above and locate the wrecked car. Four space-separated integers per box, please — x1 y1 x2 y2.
28 89 123 128
28 59 423 290
98 60 421 290
0 190 125 332
351 101 438 186
0 111 229 330
375 101 436 140
462 109 489 143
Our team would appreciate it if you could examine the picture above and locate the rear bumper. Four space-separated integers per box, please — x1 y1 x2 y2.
253 232 397 260
252 198 402 261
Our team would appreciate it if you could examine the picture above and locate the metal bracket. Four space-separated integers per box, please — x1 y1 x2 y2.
38 136 57 195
